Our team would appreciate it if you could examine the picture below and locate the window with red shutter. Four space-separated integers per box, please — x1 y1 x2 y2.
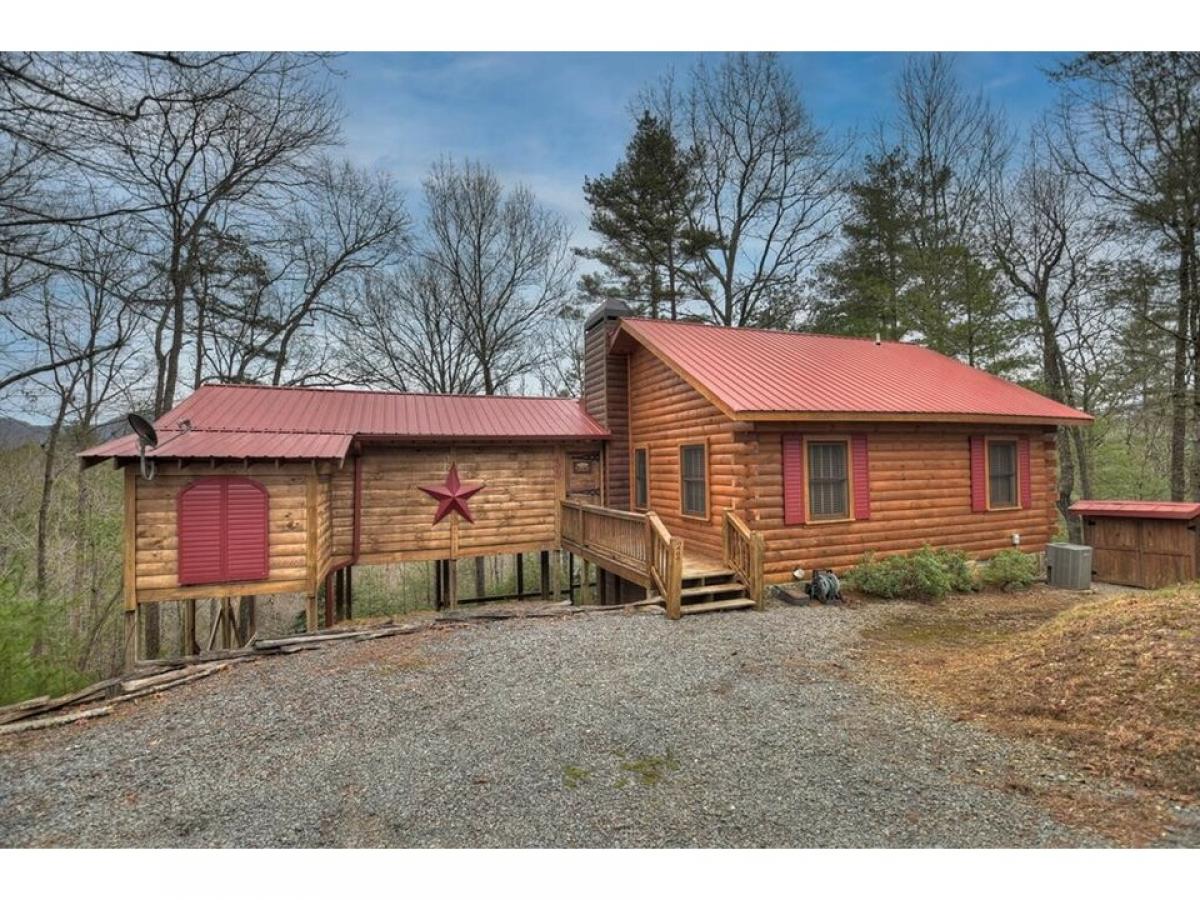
177 476 269 586
851 434 871 520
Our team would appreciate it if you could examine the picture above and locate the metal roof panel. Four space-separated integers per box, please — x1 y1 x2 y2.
618 318 1093 424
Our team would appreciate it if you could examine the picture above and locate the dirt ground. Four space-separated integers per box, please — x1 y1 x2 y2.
856 582 1200 845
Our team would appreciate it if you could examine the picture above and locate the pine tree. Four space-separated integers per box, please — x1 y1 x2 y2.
813 148 915 339
577 111 714 319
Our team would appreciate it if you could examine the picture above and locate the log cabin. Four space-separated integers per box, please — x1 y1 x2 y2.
81 299 1090 664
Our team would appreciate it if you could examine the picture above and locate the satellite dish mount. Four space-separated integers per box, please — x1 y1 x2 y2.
127 413 191 481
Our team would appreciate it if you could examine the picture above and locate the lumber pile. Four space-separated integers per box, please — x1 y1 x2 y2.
0 601 658 737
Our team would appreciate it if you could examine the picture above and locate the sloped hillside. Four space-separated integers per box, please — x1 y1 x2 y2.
867 586 1200 803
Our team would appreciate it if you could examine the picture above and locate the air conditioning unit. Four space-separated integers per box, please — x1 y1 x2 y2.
1046 543 1093 590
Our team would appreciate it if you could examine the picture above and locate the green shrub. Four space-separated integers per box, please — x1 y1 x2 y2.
929 547 976 593
844 545 978 601
980 549 1040 591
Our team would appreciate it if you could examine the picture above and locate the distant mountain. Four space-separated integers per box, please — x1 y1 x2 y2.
0 415 130 451
0 416 48 450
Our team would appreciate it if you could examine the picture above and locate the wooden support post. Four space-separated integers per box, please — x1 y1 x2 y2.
446 558 458 608
239 596 256 645
474 556 486 600
220 597 234 649
539 550 550 601
434 561 444 610
184 599 198 656
305 467 318 632
345 567 353 619
305 592 318 633
516 554 524 600
324 571 335 627
123 609 137 671
551 550 561 602
579 559 592 605
568 553 576 604
122 467 138 671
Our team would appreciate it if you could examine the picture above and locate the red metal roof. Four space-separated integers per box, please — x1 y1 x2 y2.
617 318 1092 424
80 384 607 463
1069 500 1200 521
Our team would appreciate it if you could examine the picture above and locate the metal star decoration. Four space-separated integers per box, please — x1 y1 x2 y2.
418 463 484 524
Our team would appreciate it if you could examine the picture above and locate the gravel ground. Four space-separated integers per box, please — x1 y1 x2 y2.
0 601 1144 847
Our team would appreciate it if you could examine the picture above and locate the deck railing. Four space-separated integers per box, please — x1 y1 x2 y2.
558 500 683 616
559 500 651 585
647 512 683 620
723 511 766 610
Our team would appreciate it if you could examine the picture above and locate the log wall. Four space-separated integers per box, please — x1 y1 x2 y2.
625 343 753 558
352 443 573 566
621 341 1060 578
746 422 1060 582
132 462 316 602
128 442 593 604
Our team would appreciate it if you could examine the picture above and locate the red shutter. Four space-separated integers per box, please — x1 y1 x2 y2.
224 478 269 581
782 434 805 525
177 476 269 586
969 435 987 513
178 478 226 585
851 434 871 520
1018 437 1032 509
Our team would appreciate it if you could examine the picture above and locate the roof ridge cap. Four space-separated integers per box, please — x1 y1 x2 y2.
621 317 909 345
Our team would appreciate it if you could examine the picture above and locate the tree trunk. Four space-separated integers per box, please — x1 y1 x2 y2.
1170 245 1191 501
33 393 70 659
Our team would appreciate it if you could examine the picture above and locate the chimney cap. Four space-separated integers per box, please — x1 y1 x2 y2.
584 297 633 332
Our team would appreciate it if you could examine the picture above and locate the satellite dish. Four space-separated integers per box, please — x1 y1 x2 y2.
128 413 158 449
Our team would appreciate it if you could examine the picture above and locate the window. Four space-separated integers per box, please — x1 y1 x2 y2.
633 448 649 510
807 440 850 521
680 443 707 518
987 439 1018 509
178 476 269 586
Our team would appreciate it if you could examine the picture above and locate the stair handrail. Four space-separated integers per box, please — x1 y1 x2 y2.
723 511 765 610
646 512 683 620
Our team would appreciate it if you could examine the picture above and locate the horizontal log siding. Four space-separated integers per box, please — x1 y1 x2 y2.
353 443 580 566
133 462 315 601
330 463 355 562
626 344 752 558
747 423 1059 582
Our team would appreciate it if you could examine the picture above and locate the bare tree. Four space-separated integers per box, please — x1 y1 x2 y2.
988 134 1105 536
421 159 574 394
646 53 846 327
101 53 339 415
197 158 410 387
349 264 483 394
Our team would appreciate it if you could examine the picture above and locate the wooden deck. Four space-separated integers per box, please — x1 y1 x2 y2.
558 499 763 618
682 552 732 579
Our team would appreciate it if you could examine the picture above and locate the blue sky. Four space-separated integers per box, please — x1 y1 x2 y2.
336 52 1074 237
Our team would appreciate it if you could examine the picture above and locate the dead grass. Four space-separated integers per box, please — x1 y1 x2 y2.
862 584 1200 843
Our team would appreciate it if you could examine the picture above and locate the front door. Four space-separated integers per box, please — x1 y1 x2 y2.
567 452 602 504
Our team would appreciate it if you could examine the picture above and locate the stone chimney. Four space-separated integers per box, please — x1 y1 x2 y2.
582 299 632 509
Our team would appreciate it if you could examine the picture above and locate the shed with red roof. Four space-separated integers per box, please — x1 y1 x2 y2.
1069 500 1200 588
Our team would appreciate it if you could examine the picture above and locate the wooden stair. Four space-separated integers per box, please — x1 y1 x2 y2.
649 569 755 615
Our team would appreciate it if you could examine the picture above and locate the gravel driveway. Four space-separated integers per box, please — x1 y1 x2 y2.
0 602 1113 847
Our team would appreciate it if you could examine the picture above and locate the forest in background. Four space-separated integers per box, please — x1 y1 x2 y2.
1 51 1197 702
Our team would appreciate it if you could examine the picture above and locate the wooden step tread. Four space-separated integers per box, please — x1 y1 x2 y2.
680 581 745 599
682 569 736 583
679 598 755 615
